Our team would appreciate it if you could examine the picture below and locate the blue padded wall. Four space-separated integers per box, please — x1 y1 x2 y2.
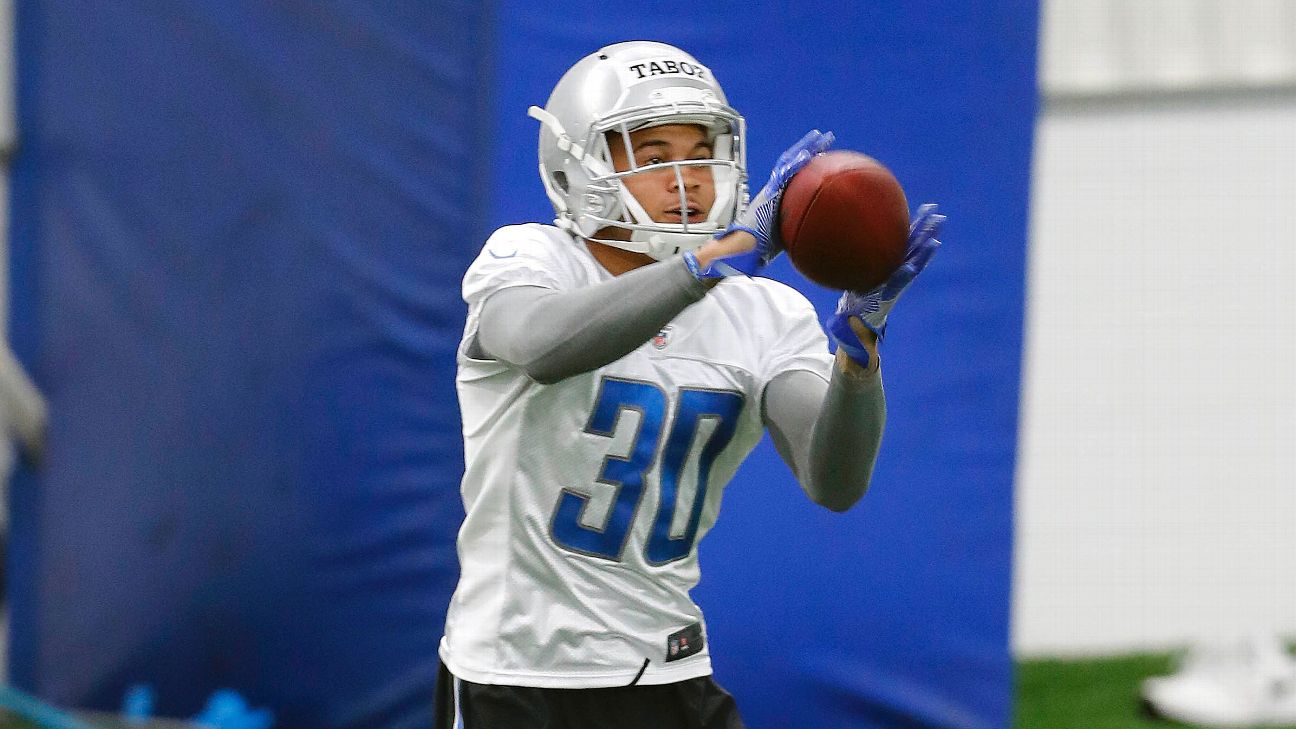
8 2 488 727
9 1 1035 727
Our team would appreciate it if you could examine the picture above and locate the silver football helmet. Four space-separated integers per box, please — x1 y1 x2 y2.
529 41 747 259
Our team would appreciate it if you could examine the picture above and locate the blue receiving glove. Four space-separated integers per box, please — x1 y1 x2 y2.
828 204 945 368
684 129 835 278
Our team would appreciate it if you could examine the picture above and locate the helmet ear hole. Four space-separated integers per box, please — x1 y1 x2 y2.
552 171 569 193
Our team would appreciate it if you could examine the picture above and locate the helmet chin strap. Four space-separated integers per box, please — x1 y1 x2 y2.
628 228 716 260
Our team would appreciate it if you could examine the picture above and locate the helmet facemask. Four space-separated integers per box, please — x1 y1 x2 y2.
576 107 746 259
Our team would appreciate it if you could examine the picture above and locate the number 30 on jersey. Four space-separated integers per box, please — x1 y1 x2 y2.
550 376 744 565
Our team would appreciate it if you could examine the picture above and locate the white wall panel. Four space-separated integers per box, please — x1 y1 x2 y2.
1042 0 1296 96
1014 96 1296 655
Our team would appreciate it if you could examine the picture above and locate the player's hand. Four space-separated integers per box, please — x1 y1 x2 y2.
828 204 945 368
684 130 835 279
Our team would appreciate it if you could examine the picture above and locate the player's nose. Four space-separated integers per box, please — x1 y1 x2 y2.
668 165 704 191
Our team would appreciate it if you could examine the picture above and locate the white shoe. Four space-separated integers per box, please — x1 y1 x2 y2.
1142 636 1296 728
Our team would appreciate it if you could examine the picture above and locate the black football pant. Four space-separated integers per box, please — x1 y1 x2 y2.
434 661 745 729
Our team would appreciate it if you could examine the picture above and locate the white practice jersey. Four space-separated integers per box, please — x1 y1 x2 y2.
440 224 833 688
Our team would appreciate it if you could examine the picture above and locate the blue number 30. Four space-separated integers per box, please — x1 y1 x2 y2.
550 377 744 565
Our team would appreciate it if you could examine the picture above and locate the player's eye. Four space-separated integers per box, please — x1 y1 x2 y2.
640 155 665 166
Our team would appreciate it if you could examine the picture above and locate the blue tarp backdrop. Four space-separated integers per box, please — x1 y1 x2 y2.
8 2 1036 728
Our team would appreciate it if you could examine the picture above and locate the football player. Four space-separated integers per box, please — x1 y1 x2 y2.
436 40 944 728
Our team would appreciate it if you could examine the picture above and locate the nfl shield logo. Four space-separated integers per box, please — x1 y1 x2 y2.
651 326 673 350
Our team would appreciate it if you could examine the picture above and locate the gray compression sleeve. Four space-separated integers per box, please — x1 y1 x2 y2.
473 256 708 384
764 367 886 512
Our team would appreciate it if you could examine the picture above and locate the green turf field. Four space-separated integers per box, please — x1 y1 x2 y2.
1016 650 1296 729
1016 650 1185 728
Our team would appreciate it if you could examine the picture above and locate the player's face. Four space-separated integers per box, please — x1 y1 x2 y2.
608 124 717 226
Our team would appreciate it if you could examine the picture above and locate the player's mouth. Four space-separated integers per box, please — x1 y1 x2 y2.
663 206 705 223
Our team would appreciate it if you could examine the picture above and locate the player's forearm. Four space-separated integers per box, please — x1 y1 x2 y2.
763 364 886 512
805 364 885 511
474 257 707 383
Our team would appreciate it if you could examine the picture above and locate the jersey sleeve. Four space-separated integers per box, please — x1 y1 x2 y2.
757 285 834 386
460 226 582 366
462 225 572 309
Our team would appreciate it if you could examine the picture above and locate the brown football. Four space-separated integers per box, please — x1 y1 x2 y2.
778 151 909 292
